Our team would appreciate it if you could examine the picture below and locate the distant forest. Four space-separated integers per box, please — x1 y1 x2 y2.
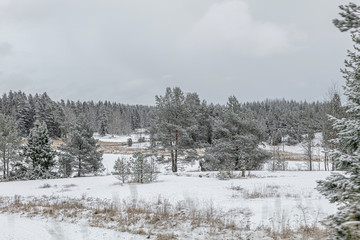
0 90 342 146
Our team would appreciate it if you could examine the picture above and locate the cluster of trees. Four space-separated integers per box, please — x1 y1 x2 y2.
149 87 343 174
0 91 152 138
0 90 340 150
0 114 103 180
113 152 157 184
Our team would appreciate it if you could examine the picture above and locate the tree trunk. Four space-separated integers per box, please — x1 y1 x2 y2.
6 149 9 179
241 168 246 177
174 129 179 172
2 149 6 179
174 149 178 172
78 158 81 177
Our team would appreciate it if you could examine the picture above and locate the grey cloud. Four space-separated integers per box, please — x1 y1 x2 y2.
0 42 12 56
0 0 353 104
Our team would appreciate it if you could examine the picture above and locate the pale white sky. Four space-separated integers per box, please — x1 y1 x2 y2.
0 0 352 104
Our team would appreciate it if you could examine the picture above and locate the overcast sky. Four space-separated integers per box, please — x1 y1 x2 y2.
0 0 353 105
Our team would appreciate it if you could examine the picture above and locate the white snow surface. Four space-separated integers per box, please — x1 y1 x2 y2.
0 131 338 239
94 129 149 143
0 214 142 240
0 168 335 229
261 132 324 156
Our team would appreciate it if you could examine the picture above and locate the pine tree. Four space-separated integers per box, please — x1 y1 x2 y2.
202 96 270 177
130 152 157 183
317 3 360 239
59 116 104 177
0 114 22 180
23 120 56 179
113 156 131 183
150 87 195 172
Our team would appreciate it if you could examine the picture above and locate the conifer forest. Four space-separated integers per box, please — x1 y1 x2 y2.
0 1 359 239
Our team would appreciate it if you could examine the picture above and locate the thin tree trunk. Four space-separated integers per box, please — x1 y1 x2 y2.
78 158 81 177
241 168 246 177
174 130 178 173
6 149 9 179
3 149 6 179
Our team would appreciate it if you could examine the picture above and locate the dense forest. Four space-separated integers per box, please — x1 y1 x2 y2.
0 90 341 146
0 91 153 138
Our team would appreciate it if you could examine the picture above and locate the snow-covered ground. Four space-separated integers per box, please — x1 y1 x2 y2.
261 132 324 156
0 167 335 233
0 214 142 240
94 129 149 143
0 131 337 239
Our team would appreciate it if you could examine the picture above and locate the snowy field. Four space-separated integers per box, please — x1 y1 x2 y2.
0 132 337 239
261 133 324 156
94 129 149 144
0 156 335 239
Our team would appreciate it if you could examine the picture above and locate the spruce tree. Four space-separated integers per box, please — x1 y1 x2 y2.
317 3 360 239
0 114 22 180
59 116 104 177
23 120 56 179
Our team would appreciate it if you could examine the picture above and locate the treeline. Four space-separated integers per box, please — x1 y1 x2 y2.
0 88 344 179
149 87 343 174
0 90 341 146
0 91 153 138
242 98 333 145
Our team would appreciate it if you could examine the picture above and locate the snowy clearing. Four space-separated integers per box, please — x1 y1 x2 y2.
0 162 335 239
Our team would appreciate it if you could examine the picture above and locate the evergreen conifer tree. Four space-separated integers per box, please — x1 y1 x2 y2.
0 114 22 179
59 116 104 177
23 120 56 179
202 96 270 176
150 87 194 172
317 3 360 239
113 156 131 183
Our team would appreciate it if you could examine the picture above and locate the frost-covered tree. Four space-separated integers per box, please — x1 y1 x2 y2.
98 106 108 136
23 120 56 179
113 156 131 183
130 152 157 183
150 87 195 172
202 96 270 177
0 114 22 179
59 116 104 177
317 3 360 239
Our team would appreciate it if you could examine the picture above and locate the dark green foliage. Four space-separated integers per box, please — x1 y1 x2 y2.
127 138 133 147
59 116 104 177
113 157 131 183
23 120 56 179
130 152 157 183
202 96 270 176
0 91 153 137
0 114 23 180
150 87 196 172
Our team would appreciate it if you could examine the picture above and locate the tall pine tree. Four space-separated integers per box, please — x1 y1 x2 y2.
150 87 195 172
